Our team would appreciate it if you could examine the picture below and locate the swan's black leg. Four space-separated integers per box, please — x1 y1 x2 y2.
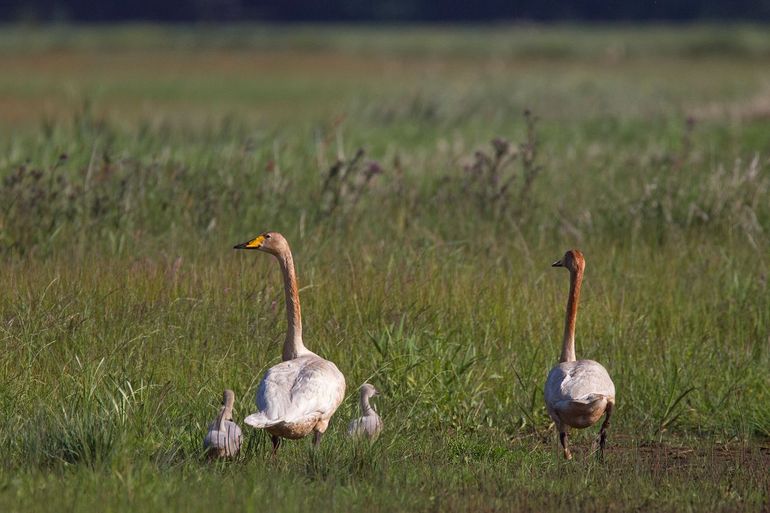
271 435 281 458
313 430 323 448
598 402 614 460
559 430 572 460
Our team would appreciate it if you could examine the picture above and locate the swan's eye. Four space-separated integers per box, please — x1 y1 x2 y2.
265 234 271 239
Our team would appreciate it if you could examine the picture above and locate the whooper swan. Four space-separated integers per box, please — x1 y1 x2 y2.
544 249 615 460
347 383 383 440
203 389 243 459
234 232 346 455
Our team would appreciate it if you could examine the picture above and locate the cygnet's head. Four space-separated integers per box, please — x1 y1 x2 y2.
359 383 379 399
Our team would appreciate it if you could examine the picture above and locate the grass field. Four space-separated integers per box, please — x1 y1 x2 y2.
0 24 769 512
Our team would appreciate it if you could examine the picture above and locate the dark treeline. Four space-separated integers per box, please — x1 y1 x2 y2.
3 0 770 22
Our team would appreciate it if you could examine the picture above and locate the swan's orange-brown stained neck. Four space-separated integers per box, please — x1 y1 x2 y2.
276 246 304 360
234 232 306 361
553 249 585 363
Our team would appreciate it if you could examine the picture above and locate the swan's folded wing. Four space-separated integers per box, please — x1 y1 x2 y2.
204 429 228 450
544 366 569 405
348 415 382 438
347 417 362 436
283 358 345 423
366 415 383 436
224 421 243 454
255 357 345 424
546 360 615 404
255 359 304 421
204 420 225 449
564 360 615 400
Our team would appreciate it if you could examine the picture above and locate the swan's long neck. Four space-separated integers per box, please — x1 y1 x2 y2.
560 267 582 363
360 394 376 417
216 406 228 431
217 392 235 431
277 248 307 361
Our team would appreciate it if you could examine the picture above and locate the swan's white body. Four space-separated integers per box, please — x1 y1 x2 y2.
203 389 242 459
545 250 615 459
545 360 615 429
245 354 346 439
235 232 346 451
347 384 383 440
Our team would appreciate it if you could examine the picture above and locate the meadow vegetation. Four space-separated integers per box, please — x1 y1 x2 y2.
0 24 768 512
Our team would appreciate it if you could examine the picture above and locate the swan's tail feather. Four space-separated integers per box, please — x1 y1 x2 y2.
572 393 610 405
282 411 322 425
244 410 323 429
244 412 282 428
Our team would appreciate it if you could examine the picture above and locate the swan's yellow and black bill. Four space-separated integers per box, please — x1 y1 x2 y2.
234 235 265 250
552 259 564 267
